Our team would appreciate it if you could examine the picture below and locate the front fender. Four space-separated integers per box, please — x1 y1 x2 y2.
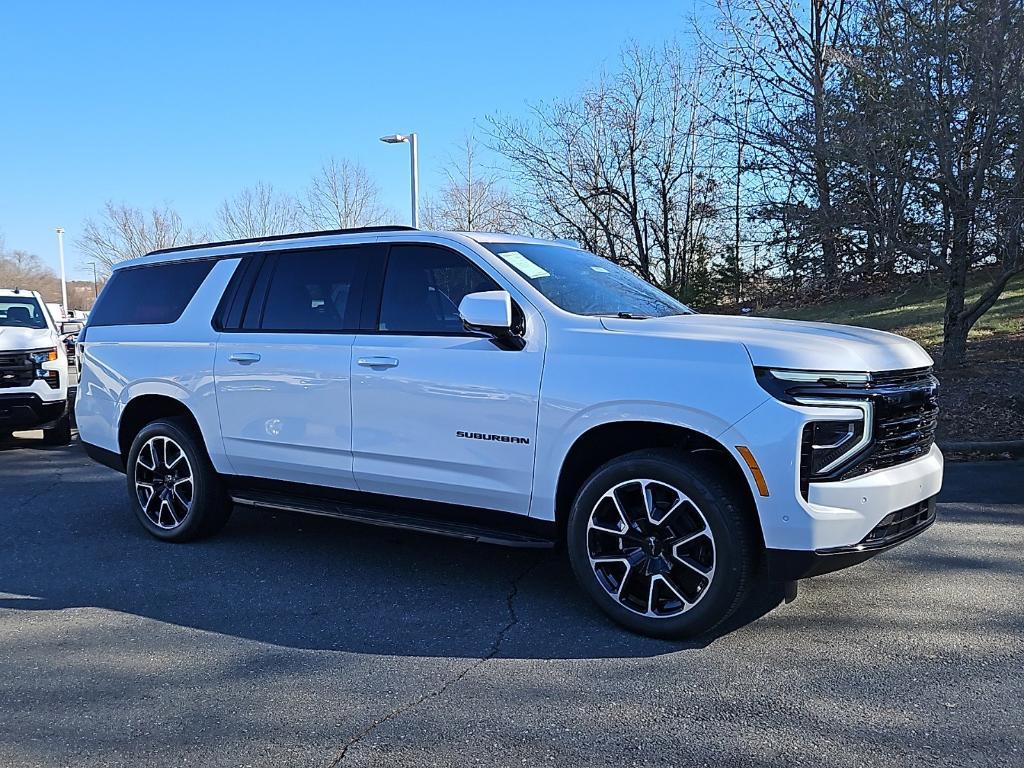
530 399 762 522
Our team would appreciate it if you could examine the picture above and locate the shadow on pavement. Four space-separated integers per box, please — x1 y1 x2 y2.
0 443 1019 660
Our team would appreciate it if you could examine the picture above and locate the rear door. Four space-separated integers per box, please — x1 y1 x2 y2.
350 243 545 515
214 244 379 488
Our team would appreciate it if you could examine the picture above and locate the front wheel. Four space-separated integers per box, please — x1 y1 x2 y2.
125 418 231 542
567 449 759 639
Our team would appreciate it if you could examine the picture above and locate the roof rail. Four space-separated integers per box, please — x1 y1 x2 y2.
146 225 419 257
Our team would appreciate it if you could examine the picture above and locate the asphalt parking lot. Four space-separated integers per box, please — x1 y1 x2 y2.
0 436 1021 768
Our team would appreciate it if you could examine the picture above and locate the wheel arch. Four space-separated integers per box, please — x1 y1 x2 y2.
552 420 763 545
117 394 204 462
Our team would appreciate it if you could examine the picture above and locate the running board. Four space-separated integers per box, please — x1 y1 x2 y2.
231 490 554 549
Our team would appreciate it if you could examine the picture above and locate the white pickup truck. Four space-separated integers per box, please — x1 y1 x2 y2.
0 288 73 443
75 227 942 638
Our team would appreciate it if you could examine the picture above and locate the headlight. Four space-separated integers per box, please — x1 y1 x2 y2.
756 368 874 488
30 348 59 364
755 368 870 402
29 348 61 390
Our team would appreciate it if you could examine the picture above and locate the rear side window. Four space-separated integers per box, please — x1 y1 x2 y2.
258 248 367 332
378 245 499 334
89 260 215 326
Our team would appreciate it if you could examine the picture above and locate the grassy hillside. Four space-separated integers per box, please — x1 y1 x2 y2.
762 271 1024 349
760 271 1024 443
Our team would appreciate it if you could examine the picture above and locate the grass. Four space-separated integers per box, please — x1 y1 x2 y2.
761 270 1024 442
762 271 1024 349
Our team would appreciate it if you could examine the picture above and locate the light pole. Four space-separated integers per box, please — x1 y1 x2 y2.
380 133 419 228
89 262 99 299
55 227 68 316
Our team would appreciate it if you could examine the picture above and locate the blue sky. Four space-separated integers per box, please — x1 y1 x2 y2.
1 1 694 278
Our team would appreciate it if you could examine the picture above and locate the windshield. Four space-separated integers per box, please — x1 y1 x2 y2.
482 242 692 318
0 296 49 329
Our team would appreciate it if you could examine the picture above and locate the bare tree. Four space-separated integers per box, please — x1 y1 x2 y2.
216 182 300 240
862 0 1024 366
78 202 201 275
0 249 58 295
711 0 854 282
421 136 518 232
300 158 391 230
488 42 725 302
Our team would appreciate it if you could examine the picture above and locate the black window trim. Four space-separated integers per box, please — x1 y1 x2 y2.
215 242 386 335
212 253 264 332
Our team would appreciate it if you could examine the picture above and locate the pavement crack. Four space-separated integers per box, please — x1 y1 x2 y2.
326 554 546 767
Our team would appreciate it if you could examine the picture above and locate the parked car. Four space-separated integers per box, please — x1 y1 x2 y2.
75 227 942 638
0 288 73 443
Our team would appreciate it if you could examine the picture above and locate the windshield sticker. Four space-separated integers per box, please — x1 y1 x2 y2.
590 265 610 273
497 251 550 279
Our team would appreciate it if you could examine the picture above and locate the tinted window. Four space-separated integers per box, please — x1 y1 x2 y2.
0 296 49 330
260 248 365 332
378 245 499 334
481 242 690 318
89 260 215 326
215 254 263 331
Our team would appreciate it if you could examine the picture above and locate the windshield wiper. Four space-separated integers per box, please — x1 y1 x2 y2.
615 312 649 319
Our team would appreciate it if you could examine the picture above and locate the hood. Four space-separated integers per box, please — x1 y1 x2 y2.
600 314 932 372
0 326 57 353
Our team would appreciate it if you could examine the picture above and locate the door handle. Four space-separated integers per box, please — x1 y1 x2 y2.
357 356 399 370
228 352 261 365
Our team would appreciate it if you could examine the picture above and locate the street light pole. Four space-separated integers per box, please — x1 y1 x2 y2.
408 133 419 229
380 133 419 228
89 262 98 299
55 227 68 316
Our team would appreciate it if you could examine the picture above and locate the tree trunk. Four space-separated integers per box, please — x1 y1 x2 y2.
940 214 971 368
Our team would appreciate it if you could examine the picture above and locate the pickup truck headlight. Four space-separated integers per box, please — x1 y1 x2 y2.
30 348 59 364
29 348 61 390
755 368 874 486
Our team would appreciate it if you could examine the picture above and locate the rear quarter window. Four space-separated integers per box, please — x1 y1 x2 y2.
89 260 215 327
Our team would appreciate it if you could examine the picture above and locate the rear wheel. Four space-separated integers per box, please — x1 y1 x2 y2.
126 418 231 541
567 449 759 639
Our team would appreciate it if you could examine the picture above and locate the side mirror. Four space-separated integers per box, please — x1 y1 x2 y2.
458 291 524 350
459 291 512 331
61 321 83 335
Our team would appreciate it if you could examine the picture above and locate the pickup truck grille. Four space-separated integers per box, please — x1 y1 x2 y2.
0 353 35 389
839 367 939 480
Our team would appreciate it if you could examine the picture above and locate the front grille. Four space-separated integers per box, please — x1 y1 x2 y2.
0 352 35 388
838 368 939 480
858 496 936 549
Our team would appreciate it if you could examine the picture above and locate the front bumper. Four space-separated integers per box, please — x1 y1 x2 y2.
766 495 937 580
0 393 68 430
722 394 944 551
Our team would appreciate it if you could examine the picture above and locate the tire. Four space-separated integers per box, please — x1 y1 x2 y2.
42 411 72 445
567 449 759 639
125 418 232 542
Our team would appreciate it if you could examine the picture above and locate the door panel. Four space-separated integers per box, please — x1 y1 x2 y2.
351 334 543 513
350 243 544 514
215 334 356 487
214 246 373 488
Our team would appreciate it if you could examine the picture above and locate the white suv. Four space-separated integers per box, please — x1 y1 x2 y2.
76 227 942 638
0 288 72 444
